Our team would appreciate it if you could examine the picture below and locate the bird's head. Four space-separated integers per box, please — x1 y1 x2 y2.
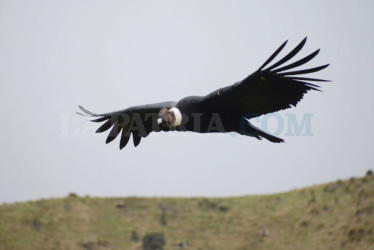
157 107 182 128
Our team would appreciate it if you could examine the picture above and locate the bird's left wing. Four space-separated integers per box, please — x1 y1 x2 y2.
77 101 176 149
200 37 329 118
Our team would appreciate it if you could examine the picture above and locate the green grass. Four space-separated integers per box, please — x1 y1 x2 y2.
1 173 374 250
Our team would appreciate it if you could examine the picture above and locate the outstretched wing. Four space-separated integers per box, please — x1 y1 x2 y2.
201 37 329 118
77 101 176 149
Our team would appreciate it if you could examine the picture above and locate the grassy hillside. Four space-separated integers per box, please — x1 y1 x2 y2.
1 172 374 250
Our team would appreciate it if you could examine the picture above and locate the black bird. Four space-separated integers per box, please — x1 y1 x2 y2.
78 38 329 149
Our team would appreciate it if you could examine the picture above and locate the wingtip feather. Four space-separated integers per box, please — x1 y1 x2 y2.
95 120 113 133
264 37 308 72
78 105 99 116
257 39 288 71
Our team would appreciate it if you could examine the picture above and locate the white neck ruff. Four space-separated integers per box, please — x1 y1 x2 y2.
170 107 182 127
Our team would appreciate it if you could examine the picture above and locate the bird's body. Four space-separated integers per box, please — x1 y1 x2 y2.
78 38 329 149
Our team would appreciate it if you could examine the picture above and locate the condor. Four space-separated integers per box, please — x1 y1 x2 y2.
78 38 329 149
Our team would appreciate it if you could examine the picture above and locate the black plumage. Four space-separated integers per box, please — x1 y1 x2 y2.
77 37 329 149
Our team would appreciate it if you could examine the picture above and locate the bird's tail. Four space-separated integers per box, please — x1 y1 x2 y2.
242 119 284 143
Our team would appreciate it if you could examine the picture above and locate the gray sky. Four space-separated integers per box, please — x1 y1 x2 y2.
1 0 374 203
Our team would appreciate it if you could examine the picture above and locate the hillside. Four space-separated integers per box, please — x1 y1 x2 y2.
1 172 373 250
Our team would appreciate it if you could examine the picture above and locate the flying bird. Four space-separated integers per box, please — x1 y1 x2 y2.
78 37 329 149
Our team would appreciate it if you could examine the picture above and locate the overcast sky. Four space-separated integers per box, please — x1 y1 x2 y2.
1 0 374 204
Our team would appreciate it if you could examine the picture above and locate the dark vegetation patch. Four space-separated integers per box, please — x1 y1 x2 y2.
79 239 110 250
198 199 229 212
347 227 372 242
142 233 165 250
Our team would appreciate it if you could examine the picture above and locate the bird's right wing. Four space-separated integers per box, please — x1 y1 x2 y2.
77 101 176 149
200 37 329 118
